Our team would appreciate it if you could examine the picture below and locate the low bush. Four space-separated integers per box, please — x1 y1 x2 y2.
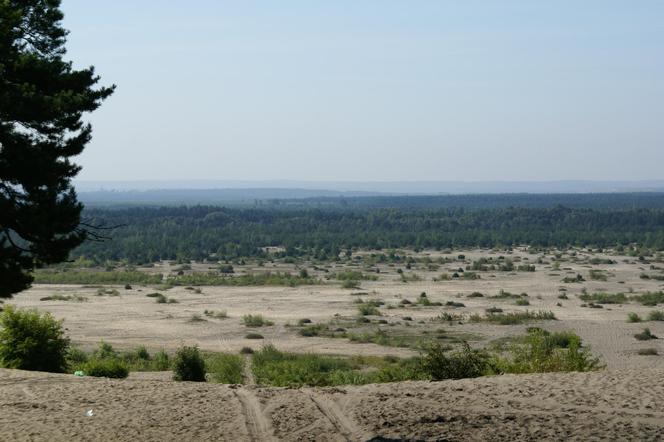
588 270 608 281
634 328 658 341
421 342 491 380
204 309 228 319
341 280 360 289
335 271 378 281
245 333 264 339
627 312 642 323
647 311 664 321
206 353 243 384
357 304 381 316
579 292 627 304
632 292 664 306
444 301 464 308
298 324 327 337
252 345 351 387
562 274 585 283
470 310 556 325
82 358 129 379
173 346 206 382
242 314 274 327
39 294 87 302
498 329 602 373
33 271 163 285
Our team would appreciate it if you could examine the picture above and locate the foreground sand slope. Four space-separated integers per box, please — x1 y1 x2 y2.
1 368 664 441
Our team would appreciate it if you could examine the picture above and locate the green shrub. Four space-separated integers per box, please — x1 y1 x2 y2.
83 358 129 378
444 301 464 308
421 342 490 380
188 314 207 323
173 346 206 382
498 329 602 373
588 270 608 281
93 341 117 359
357 304 381 316
252 345 351 387
242 314 273 327
634 328 658 341
33 271 163 285
245 333 264 339
647 311 664 321
40 294 87 302
298 324 327 337
470 310 556 325
206 353 243 384
0 306 70 373
335 271 378 281
152 350 170 370
631 291 664 306
134 346 150 360
579 292 627 304
515 299 530 306
204 310 228 319
154 293 178 304
341 280 360 289
562 274 585 283
627 313 642 323
66 347 89 366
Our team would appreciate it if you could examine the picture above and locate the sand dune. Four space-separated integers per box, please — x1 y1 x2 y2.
2 368 663 441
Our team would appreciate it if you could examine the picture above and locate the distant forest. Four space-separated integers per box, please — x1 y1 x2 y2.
74 193 664 263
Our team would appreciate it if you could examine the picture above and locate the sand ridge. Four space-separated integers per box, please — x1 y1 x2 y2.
1 368 664 441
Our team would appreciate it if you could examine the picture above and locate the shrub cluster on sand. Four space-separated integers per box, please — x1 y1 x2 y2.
242 314 274 327
632 291 664 306
33 270 162 285
579 292 627 304
167 271 318 287
39 294 88 302
421 342 489 380
67 342 171 379
495 329 603 373
0 306 70 373
172 346 206 382
251 345 424 387
469 310 556 325
206 353 243 384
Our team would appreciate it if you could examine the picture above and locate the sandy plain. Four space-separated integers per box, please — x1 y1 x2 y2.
3 248 664 440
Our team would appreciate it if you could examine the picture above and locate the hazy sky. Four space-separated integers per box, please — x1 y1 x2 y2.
62 1 664 182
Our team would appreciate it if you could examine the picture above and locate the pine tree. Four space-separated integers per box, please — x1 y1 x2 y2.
0 0 114 297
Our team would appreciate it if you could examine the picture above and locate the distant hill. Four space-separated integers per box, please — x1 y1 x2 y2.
76 180 664 206
75 179 664 194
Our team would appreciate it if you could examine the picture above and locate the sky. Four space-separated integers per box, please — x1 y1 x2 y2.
62 1 664 183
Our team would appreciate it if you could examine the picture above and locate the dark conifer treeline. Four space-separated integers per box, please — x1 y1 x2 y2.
76 201 664 263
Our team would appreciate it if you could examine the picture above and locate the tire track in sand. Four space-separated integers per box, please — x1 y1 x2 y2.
307 391 371 441
242 354 256 386
234 389 276 442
